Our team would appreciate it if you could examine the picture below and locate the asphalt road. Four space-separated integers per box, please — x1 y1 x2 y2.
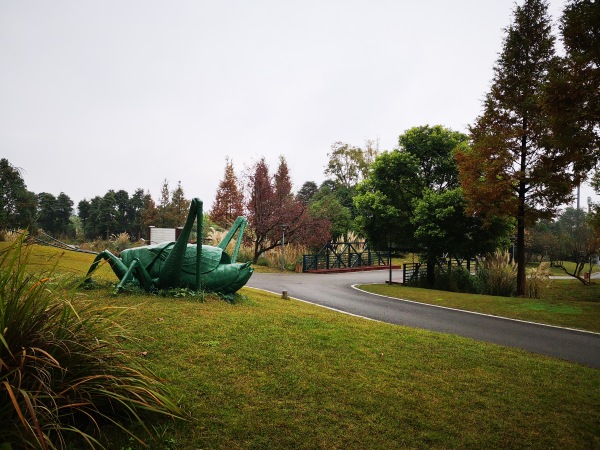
246 269 600 369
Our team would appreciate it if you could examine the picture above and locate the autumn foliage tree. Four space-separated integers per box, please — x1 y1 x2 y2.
455 0 583 296
210 158 244 228
246 157 330 263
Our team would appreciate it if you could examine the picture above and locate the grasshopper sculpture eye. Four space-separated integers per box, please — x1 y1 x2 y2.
85 198 253 294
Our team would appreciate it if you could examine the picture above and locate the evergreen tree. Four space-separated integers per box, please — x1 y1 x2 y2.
114 190 130 234
455 0 566 296
84 196 102 239
210 159 244 227
0 158 37 231
55 192 74 236
128 188 146 240
140 191 157 240
156 179 175 227
37 193 58 233
544 0 599 180
78 199 91 236
297 181 318 205
171 181 191 227
99 191 118 239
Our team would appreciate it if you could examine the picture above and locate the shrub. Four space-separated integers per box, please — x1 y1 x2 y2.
438 266 477 293
0 237 183 449
411 265 477 293
475 251 517 297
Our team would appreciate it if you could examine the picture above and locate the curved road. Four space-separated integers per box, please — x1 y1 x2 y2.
246 270 600 369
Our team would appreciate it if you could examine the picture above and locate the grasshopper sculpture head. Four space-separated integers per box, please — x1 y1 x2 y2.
85 198 253 294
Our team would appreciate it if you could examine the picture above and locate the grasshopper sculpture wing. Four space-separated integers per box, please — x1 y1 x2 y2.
85 198 253 294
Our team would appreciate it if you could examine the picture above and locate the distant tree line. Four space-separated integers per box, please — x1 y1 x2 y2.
77 180 190 241
0 158 76 237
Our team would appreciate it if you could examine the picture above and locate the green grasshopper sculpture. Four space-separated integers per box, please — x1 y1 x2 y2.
85 198 253 294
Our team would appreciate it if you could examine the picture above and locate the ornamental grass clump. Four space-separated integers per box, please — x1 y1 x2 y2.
527 262 551 299
475 250 517 297
0 237 183 449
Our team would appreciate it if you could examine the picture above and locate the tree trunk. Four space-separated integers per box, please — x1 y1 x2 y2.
517 121 528 297
426 256 436 287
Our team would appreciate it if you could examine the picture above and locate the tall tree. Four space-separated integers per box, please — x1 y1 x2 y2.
114 190 130 234
55 192 74 236
455 0 566 296
128 188 147 240
37 193 58 234
544 0 599 177
246 158 277 262
355 125 467 249
171 181 191 227
139 191 157 239
78 199 91 236
399 125 467 191
99 191 118 239
84 196 102 239
324 141 378 190
297 181 318 205
210 159 244 227
155 179 176 228
246 157 330 263
274 156 293 202
0 158 37 231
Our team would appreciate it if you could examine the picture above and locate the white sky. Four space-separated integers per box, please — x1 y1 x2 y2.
1 0 596 211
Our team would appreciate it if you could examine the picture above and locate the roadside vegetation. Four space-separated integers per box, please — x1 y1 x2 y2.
359 281 600 334
0 239 183 449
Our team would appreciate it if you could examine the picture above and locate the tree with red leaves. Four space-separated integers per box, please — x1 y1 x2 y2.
246 157 330 264
210 158 245 228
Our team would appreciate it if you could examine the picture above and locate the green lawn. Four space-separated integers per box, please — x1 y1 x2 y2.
359 281 600 333
90 289 599 449
5 243 600 449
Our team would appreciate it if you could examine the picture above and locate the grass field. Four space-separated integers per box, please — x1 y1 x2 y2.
4 243 600 449
359 281 600 333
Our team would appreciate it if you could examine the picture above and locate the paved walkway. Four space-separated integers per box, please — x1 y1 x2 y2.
246 270 600 369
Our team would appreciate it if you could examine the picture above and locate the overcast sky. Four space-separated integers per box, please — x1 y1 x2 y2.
1 0 595 211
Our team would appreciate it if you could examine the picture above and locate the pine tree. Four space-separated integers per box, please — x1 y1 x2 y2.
210 159 244 227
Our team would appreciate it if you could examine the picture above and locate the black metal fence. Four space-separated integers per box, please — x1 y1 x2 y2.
402 257 479 285
302 241 388 272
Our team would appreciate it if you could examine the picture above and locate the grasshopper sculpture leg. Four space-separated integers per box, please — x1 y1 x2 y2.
85 198 253 294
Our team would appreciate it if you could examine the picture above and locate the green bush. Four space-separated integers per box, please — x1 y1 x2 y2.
0 237 183 449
